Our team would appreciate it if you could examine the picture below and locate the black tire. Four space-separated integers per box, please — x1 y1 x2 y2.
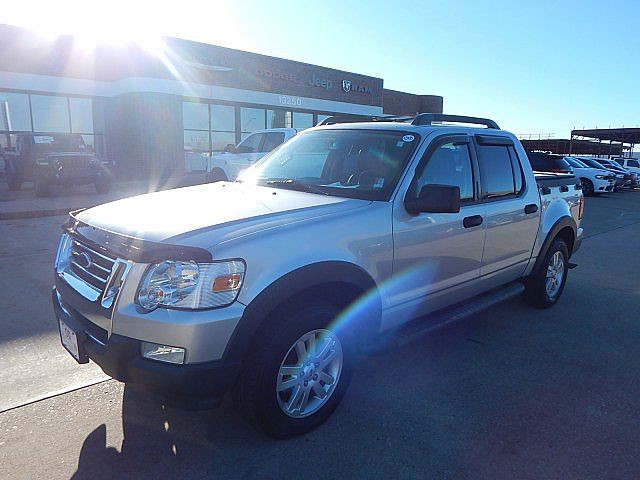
205 168 228 183
580 178 595 196
235 300 355 439
5 160 22 191
523 238 569 309
95 178 111 194
34 175 51 197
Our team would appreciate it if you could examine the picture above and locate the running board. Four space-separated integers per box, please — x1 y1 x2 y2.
366 282 525 354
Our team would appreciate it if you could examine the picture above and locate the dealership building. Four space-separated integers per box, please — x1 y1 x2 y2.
0 23 443 179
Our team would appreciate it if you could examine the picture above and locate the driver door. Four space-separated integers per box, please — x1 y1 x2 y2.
388 135 487 328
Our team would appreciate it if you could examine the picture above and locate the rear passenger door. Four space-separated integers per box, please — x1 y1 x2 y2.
473 136 540 281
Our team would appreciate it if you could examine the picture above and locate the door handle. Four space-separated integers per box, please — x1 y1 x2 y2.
524 203 539 214
463 215 483 228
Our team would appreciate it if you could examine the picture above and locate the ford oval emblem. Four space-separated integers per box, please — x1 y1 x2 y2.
76 252 93 269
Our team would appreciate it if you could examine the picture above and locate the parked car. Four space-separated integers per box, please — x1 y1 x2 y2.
611 158 640 182
205 128 299 182
3 133 111 196
53 114 583 438
575 157 628 190
595 158 638 188
564 157 615 195
526 152 574 174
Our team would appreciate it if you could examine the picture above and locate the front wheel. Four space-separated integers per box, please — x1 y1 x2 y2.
523 238 569 308
580 178 595 196
34 175 51 197
95 177 111 194
235 301 354 439
205 168 228 183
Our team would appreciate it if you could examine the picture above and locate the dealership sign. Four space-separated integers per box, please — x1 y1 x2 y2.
342 79 372 94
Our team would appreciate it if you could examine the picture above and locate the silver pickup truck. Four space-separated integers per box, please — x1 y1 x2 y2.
53 114 584 438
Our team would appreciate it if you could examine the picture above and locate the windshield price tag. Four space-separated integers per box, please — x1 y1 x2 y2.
34 136 55 144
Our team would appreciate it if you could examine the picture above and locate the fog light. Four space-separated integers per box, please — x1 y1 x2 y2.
141 342 186 364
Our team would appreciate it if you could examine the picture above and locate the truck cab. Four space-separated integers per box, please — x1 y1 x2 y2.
206 128 299 182
53 114 583 438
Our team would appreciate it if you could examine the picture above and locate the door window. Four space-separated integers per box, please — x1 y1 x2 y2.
416 142 474 201
262 132 286 152
628 159 640 168
477 145 516 198
236 133 264 153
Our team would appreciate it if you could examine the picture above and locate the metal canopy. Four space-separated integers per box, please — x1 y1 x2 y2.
570 127 639 157
519 138 624 156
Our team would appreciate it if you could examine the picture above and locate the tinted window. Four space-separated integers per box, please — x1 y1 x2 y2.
508 146 524 193
292 112 313 130
416 142 474 200
69 97 93 133
210 105 235 132
0 92 32 131
477 145 515 198
262 132 286 152
240 108 266 134
628 159 640 168
31 95 70 132
182 102 209 130
237 133 263 153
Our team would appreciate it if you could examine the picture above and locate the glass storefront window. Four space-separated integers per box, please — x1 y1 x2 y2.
241 107 266 133
293 112 313 130
267 109 292 129
211 105 235 132
183 102 209 130
184 130 210 151
31 95 70 132
0 92 32 131
70 97 94 133
211 131 237 151
317 114 331 125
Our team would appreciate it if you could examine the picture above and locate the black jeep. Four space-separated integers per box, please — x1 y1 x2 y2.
3 133 112 197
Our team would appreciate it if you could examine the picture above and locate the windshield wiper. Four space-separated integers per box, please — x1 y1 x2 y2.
265 179 329 196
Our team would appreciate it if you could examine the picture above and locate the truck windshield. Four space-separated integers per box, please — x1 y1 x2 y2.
238 129 420 201
32 134 86 154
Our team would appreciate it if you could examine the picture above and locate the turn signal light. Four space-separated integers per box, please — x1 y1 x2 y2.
212 273 242 292
578 196 584 220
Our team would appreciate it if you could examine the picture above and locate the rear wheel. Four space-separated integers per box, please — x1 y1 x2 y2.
580 178 595 196
235 301 355 439
523 238 569 308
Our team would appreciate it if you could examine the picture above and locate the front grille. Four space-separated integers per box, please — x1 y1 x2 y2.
57 155 92 169
69 239 116 292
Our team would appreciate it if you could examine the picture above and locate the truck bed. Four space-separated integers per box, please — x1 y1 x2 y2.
534 171 579 188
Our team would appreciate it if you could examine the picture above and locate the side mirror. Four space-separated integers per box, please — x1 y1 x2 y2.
405 184 461 214
223 144 236 153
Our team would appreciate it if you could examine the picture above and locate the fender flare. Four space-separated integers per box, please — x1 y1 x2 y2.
222 261 381 364
531 216 577 275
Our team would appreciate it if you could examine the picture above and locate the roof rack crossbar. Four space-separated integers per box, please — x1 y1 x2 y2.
411 114 500 129
317 113 500 129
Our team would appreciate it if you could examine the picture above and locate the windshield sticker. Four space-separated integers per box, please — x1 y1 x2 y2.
402 135 415 142
374 177 385 189
34 136 55 144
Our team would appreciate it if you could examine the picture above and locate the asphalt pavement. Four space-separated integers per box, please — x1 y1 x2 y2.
1 189 639 479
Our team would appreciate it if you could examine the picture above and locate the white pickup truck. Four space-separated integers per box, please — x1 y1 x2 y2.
54 114 584 438
206 128 299 182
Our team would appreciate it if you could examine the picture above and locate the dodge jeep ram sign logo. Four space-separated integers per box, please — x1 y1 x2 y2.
342 79 373 94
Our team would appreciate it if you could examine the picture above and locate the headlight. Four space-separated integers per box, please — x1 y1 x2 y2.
136 260 245 311
595 175 605 179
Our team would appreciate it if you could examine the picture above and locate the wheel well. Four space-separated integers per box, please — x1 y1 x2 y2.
556 226 575 256
239 281 379 362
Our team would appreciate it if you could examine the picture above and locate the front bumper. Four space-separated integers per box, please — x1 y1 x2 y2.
53 287 242 408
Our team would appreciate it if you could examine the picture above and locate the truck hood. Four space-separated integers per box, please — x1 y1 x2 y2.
75 182 368 244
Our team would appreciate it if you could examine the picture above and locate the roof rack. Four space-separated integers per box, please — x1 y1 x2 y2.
317 113 500 129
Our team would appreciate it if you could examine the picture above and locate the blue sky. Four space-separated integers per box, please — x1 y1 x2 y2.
4 0 639 137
